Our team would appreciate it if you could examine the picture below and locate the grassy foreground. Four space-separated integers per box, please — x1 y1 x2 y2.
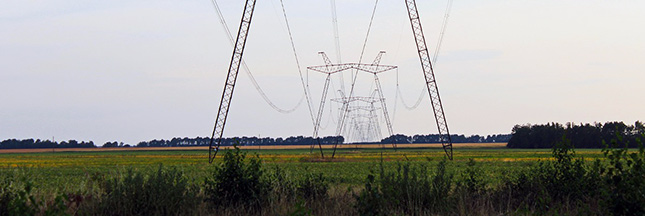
0 144 601 190
1 141 643 215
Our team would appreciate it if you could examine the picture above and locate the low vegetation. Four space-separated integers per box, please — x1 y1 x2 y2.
2 133 645 215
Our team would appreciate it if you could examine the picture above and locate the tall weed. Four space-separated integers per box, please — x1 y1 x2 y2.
355 159 453 215
91 165 198 215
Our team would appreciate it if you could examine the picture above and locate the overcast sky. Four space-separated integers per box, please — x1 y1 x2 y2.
1 0 643 145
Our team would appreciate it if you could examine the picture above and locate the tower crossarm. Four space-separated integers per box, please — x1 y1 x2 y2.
319 52 333 66
347 106 379 112
330 96 382 104
307 63 396 74
372 51 386 65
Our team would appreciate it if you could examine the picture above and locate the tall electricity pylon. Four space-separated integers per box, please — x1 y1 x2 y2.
208 0 454 162
308 52 397 157
405 0 453 160
208 0 256 163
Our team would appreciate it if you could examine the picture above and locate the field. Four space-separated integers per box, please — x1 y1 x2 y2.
0 143 604 191
5 142 642 215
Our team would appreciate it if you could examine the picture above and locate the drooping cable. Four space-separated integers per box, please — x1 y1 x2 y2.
392 69 400 124
210 0 304 114
278 0 316 125
329 0 345 93
392 0 453 112
398 88 425 110
432 0 453 63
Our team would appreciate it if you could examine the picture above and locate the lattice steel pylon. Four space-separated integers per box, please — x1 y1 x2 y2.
405 0 453 160
309 52 397 157
209 0 256 163
207 0 454 162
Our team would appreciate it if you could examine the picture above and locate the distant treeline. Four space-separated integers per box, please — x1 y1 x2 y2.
134 136 345 147
0 139 96 149
507 121 645 148
381 134 511 144
0 133 512 149
134 133 510 148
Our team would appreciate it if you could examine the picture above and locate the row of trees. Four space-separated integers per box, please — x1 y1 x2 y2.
507 121 645 148
381 134 512 144
0 139 96 149
1 133 512 149
135 133 511 147
135 136 345 147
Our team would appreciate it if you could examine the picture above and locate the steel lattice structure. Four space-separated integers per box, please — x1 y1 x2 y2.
308 52 397 156
208 0 256 163
208 0 454 162
405 0 453 160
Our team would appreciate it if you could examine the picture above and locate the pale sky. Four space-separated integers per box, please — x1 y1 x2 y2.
1 0 644 145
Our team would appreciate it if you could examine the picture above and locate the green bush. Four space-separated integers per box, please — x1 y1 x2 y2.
455 159 484 195
498 135 603 212
268 166 297 200
204 145 270 210
0 174 42 216
92 165 198 215
0 173 68 216
355 159 453 215
0 174 13 216
601 134 645 215
1 175 39 216
297 171 328 201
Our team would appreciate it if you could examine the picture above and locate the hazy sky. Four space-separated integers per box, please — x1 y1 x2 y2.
1 0 644 145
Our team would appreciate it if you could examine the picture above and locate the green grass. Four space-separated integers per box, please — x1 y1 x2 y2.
0 147 607 194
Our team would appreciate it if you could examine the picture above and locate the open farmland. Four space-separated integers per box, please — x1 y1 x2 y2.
2 141 643 215
0 143 604 189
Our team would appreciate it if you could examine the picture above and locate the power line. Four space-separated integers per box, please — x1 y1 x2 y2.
433 0 453 64
392 0 453 111
209 0 304 114
329 0 345 93
397 87 425 110
278 0 316 125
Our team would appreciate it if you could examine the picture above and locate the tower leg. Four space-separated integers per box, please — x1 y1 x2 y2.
209 0 257 163
404 0 453 160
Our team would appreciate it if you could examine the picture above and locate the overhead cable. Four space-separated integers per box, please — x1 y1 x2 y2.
278 0 317 125
209 0 304 114
329 0 345 93
392 0 453 112
433 0 453 63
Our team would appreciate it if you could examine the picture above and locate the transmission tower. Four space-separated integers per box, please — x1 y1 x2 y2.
343 99 383 143
208 0 454 162
309 52 397 156
208 0 256 163
405 0 453 160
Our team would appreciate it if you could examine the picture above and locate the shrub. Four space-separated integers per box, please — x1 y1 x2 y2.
354 172 383 216
93 165 198 215
204 145 270 210
268 166 297 200
601 133 645 215
0 174 41 216
500 135 602 212
355 159 453 215
297 171 328 201
455 159 484 195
